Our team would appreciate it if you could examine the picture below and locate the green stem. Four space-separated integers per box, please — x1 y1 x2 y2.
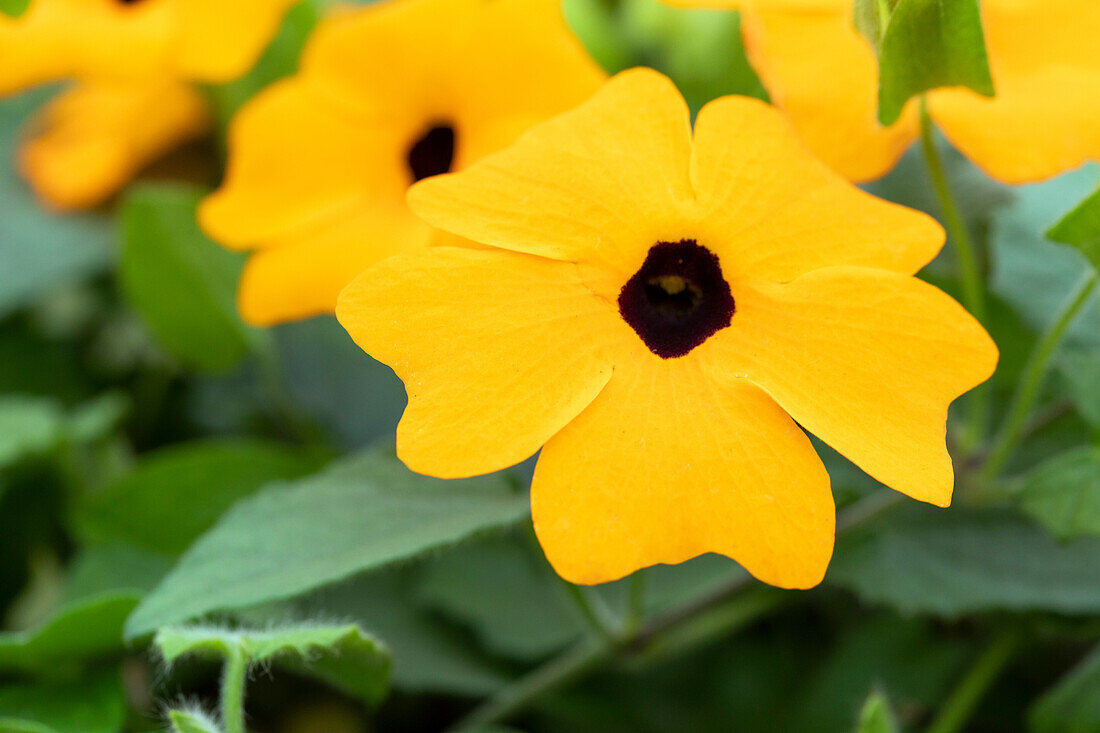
919 99 988 450
925 627 1024 733
221 648 249 733
562 582 618 643
453 638 611 731
450 490 902 731
982 272 1098 480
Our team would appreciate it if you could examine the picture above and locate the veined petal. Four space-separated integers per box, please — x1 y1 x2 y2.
690 95 944 280
336 247 621 479
408 68 695 275
740 8 919 182
702 267 998 506
239 210 431 326
532 353 834 588
18 79 209 211
928 0 1100 184
200 78 408 248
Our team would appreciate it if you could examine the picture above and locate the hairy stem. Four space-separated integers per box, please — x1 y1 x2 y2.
919 99 988 451
220 648 249 733
983 272 1098 480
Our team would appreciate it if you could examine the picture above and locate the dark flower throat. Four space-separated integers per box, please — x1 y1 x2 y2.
407 123 456 182
618 239 735 359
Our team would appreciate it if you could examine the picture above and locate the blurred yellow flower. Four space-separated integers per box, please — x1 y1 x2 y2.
0 0 297 92
18 80 208 210
669 0 1100 183
337 69 998 588
199 0 606 326
1 0 295 209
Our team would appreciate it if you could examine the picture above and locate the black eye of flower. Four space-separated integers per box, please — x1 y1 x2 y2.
618 239 735 359
407 124 456 182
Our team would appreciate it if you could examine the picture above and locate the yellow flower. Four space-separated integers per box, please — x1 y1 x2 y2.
1 0 295 209
199 0 606 326
18 80 209 210
337 69 999 588
0 0 298 92
674 0 1100 183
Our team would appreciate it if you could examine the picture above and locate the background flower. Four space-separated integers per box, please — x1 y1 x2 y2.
199 0 606 325
672 0 1100 183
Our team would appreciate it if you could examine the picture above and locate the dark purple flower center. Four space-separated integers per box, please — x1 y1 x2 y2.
618 239 735 359
407 123 456 182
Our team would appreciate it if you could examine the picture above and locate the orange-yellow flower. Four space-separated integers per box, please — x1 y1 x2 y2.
18 80 208 210
0 0 297 92
1 0 295 209
199 0 606 326
337 69 999 588
672 0 1100 183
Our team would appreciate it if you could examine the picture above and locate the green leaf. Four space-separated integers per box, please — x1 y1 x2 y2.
1030 643 1100 733
872 0 994 125
119 183 256 372
0 0 30 17
829 506 1100 616
1048 185 1100 272
1019 448 1100 541
125 447 527 638
856 690 900 733
991 167 1100 350
155 624 391 705
75 439 328 556
0 672 125 733
0 594 137 676
853 0 896 50
167 709 222 733
0 396 63 471
63 393 128 446
1059 350 1100 428
293 569 510 695
0 91 113 319
417 533 588 661
61 544 172 605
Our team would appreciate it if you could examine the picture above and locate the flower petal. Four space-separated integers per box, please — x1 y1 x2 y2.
690 95 944 280
174 0 298 82
336 247 621 479
239 211 431 326
702 267 998 506
532 353 834 588
408 68 695 274
740 8 919 182
0 0 174 93
200 78 409 248
928 0 1100 183
18 80 209 210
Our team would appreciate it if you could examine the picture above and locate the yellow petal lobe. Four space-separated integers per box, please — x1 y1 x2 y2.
690 95 943 279
533 352 834 588
703 267 999 506
336 247 620 479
